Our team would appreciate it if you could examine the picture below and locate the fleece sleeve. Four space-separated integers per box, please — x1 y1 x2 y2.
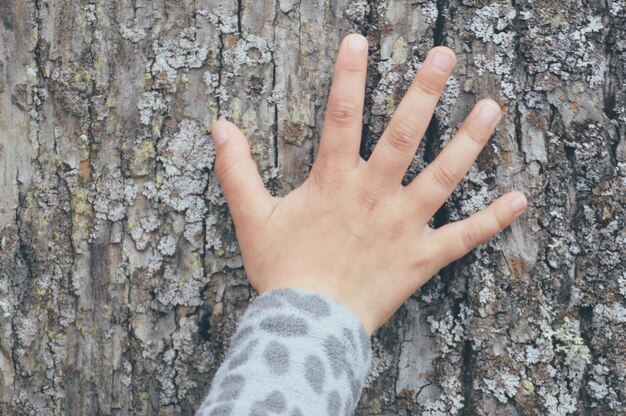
195 287 372 416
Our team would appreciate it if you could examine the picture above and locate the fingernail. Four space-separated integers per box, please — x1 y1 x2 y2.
510 194 527 214
478 101 501 124
347 34 367 52
212 121 228 145
431 50 454 72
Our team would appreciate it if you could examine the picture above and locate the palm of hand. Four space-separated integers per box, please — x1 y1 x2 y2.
211 34 526 335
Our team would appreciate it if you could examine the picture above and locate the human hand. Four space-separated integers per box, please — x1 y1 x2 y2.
211 34 526 335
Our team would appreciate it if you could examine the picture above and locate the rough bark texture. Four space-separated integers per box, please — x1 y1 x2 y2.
0 0 625 415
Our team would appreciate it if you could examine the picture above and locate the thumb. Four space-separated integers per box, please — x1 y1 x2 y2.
212 119 273 226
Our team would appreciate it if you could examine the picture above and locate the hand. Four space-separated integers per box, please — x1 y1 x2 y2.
210 34 527 335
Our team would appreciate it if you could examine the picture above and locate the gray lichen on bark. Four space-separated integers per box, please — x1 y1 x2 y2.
0 0 624 415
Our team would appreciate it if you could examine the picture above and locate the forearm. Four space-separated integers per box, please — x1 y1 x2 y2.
196 288 372 416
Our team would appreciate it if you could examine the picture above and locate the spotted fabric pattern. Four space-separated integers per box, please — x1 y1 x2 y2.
196 288 372 416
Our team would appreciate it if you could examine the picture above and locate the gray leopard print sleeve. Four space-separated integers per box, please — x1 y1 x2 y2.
196 288 372 416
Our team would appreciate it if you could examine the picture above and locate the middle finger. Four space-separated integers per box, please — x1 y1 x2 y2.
364 46 456 193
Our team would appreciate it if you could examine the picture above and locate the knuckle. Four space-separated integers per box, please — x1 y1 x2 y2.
490 209 507 231
339 63 365 75
431 162 458 191
413 76 443 97
411 247 440 282
356 188 381 214
390 218 410 241
386 119 419 151
462 222 484 251
327 99 360 127
341 217 367 241
309 164 337 190
463 124 488 145
412 254 432 274
215 156 240 182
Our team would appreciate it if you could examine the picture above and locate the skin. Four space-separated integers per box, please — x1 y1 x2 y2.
211 34 527 336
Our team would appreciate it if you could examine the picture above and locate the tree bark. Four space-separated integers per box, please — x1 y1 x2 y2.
1 0 625 414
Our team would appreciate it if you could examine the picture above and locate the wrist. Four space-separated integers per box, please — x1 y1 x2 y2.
256 279 376 336
251 287 373 344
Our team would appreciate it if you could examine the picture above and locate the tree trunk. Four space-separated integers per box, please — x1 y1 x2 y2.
1 0 625 414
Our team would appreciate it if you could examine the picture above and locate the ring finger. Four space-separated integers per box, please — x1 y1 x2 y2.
405 99 502 221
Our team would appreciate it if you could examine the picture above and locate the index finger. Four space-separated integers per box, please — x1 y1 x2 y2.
312 34 369 181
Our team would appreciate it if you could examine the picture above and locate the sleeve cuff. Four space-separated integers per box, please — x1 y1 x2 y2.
198 287 372 416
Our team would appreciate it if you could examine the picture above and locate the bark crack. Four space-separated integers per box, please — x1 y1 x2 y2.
359 0 381 160
237 0 242 36
272 1 279 169
216 18 225 118
433 0 447 46
460 338 476 416
578 304 594 415
510 0 528 159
